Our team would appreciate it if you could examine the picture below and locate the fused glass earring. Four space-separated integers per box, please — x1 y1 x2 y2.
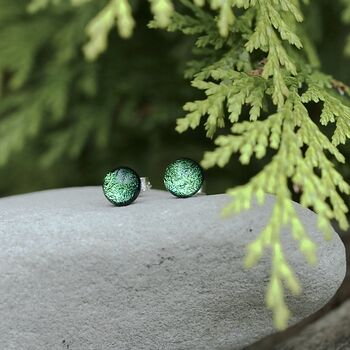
103 167 151 206
163 158 204 198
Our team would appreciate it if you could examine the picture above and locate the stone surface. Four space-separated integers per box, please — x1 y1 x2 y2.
279 300 350 350
0 187 346 350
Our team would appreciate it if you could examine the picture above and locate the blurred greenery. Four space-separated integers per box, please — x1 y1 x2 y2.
0 0 349 197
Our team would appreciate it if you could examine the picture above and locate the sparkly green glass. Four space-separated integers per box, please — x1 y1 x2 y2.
102 167 141 206
163 158 204 198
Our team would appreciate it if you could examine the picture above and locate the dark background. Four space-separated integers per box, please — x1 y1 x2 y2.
0 0 349 199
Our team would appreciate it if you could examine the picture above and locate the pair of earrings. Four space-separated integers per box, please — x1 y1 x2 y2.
102 158 204 206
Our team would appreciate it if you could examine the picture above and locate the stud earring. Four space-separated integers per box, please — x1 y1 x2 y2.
102 167 151 206
163 158 204 198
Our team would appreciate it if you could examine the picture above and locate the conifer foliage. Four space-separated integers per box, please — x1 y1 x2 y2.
163 0 350 329
1 0 350 330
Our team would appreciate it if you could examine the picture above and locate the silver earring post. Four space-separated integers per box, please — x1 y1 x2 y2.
197 182 206 195
140 177 152 192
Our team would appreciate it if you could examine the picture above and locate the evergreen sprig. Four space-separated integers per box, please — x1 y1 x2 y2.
27 0 255 60
160 0 350 329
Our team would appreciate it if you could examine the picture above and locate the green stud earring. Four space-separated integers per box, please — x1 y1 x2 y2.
163 158 204 198
102 167 143 206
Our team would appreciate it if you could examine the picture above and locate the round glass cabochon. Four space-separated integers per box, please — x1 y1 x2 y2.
164 158 204 198
103 167 141 206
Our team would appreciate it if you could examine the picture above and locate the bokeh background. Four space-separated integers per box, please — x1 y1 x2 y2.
0 0 349 198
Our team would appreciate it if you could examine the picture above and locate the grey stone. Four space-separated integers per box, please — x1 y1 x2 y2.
0 187 346 350
279 300 350 350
